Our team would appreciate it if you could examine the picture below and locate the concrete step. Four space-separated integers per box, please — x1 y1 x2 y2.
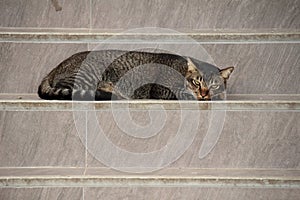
1 38 299 198
1 0 299 198
0 94 299 173
0 94 299 111
1 29 299 43
1 168 299 188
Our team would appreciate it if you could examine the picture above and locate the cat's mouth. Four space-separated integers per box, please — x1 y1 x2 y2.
198 97 211 101
196 93 211 101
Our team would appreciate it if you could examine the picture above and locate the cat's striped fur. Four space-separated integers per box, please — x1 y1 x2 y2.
38 50 234 101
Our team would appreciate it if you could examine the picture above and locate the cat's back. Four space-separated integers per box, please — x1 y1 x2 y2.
38 50 189 100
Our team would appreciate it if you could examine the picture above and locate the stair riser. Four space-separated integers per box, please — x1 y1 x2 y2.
0 110 298 170
1 0 299 29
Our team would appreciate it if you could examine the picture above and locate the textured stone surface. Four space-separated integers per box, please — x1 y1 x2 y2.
1 0 299 30
1 99 299 112
88 111 300 169
0 187 299 200
0 188 83 200
0 111 86 167
203 44 300 94
0 43 87 93
92 0 300 29
85 187 300 200
0 168 85 176
0 110 297 169
1 31 299 43
0 0 89 28
85 110 208 169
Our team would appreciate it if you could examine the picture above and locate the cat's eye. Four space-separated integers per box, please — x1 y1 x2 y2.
192 79 200 86
210 85 219 90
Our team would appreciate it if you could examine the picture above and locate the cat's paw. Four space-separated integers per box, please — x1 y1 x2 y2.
97 81 114 93
179 92 197 100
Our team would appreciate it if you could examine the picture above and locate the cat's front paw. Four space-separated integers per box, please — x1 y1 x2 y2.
179 92 197 100
97 81 114 93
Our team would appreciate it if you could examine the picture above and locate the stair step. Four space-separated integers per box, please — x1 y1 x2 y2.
1 168 299 188
1 29 299 43
0 94 299 111
1 0 299 198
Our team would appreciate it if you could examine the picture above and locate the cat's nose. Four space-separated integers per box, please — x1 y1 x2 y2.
197 89 210 100
200 89 209 97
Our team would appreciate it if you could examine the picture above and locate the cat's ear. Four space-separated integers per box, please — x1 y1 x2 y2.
220 67 234 79
187 58 197 72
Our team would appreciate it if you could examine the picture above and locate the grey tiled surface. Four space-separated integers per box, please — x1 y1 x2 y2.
203 44 300 94
188 111 299 168
0 43 87 93
84 187 300 200
0 110 297 169
88 110 207 153
0 187 299 200
91 0 300 29
0 168 85 176
0 111 85 167
87 111 299 169
86 110 208 169
1 0 299 30
0 188 83 200
0 0 89 28
0 43 299 94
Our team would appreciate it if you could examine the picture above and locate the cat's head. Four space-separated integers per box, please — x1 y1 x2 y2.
185 58 234 100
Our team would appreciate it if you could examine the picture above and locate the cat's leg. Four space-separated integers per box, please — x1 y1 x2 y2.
149 84 196 100
175 90 197 100
149 84 177 100
131 84 152 99
55 79 98 101
38 78 73 100
93 82 113 100
95 81 127 100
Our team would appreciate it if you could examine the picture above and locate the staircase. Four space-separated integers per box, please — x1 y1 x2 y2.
0 0 299 199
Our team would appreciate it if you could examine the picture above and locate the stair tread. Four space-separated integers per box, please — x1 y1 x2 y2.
1 168 299 188
1 29 299 43
0 94 299 111
0 167 299 178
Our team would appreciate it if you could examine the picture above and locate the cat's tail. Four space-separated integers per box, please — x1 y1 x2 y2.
37 78 72 100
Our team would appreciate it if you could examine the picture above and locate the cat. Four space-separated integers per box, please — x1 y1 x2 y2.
38 50 234 101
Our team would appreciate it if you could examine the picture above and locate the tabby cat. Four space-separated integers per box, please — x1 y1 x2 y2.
38 50 234 101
